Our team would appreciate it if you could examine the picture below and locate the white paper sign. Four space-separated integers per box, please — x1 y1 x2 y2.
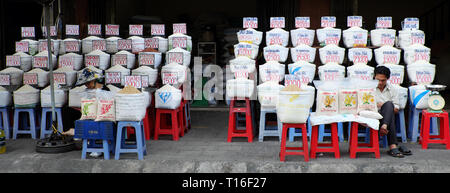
270 17 285 28
16 41 29 53
42 26 57 37
33 56 48 68
124 75 143 89
243 17 258 29
92 40 106 51
411 32 425 45
129 25 143 36
53 73 67 85
151 24 165 36
234 72 249 79
376 17 392 29
6 55 21 67
117 39 132 51
167 52 184 64
173 23 187 34
139 53 155 66
403 17 419 30
106 72 121 84
113 54 127 66
347 16 363 27
295 17 310 28
324 51 340 63
64 41 80 52
321 16 336 28
0 74 11 86
21 27 35 38
39 40 55 52
58 56 74 69
382 51 399 64
88 24 102 36
162 72 178 85
416 71 433 84
66 25 80 36
23 73 38 85
284 75 303 87
105 24 120 36
85 55 100 67
172 37 187 49
145 38 159 50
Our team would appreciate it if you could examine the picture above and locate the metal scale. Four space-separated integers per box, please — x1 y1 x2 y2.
425 85 447 113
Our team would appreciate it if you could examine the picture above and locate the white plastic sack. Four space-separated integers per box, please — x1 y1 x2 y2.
392 84 408 109
406 61 436 85
288 61 316 84
409 84 430 109
257 81 284 109
85 49 111 70
234 42 259 60
290 44 316 63
161 63 188 87
95 91 116 122
343 27 368 48
237 28 263 45
132 66 158 86
229 56 256 74
106 36 122 54
128 36 145 53
0 87 12 107
359 111 383 120
69 85 86 107
259 61 285 83
378 64 405 85
112 50 136 69
58 52 84 71
18 39 39 56
155 84 182 110
54 66 78 87
398 29 425 49
40 85 67 108
370 29 396 47
13 52 32 72
153 36 169 53
277 88 311 124
266 28 289 47
168 33 193 52
374 45 401 65
263 45 289 63
82 36 104 54
316 27 342 46
318 63 346 81
25 68 49 88
403 44 431 65
165 47 191 67
33 51 57 70
347 64 374 81
115 92 147 121
226 78 255 99
291 28 315 47
13 84 40 107
59 38 81 54
0 67 24 86
348 47 373 65
105 64 131 86
319 44 345 64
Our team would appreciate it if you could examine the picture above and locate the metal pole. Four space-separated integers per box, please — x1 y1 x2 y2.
45 3 56 127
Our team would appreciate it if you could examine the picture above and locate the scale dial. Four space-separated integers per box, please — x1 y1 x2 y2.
428 94 445 111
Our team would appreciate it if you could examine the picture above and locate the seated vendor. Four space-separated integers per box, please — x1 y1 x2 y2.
374 66 412 158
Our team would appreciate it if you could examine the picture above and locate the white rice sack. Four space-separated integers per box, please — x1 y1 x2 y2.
139 52 162 68
54 66 78 87
25 68 49 88
359 110 383 120
318 62 346 81
165 47 191 67
288 61 316 84
38 39 60 56
403 44 431 65
409 84 430 109
392 84 408 109
378 64 405 85
406 61 436 85
59 52 84 71
85 49 111 70
259 61 285 83
356 80 379 113
374 45 401 65
339 88 358 114
168 33 193 52
18 39 39 55
263 45 289 63
155 84 182 110
13 52 32 72
128 36 145 53
266 28 289 47
1 67 24 86
69 85 86 107
226 78 255 99
0 87 12 107
95 91 116 122
33 51 57 70
348 47 373 65
347 64 374 81
154 36 169 53
59 38 81 54
290 28 315 47
234 42 259 60
229 56 256 74
370 29 396 47
398 29 425 49
290 44 316 63
161 63 188 88
80 98 97 120
343 27 368 48
105 64 131 86
277 87 312 123
115 88 147 121
237 28 263 46
106 84 121 94
13 84 40 107
132 66 158 86
106 36 122 54
319 44 345 64
257 81 284 109
316 27 342 45
112 50 136 69
40 85 67 108
82 36 104 54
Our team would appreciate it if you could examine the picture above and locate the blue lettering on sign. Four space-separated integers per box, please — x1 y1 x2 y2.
159 92 172 103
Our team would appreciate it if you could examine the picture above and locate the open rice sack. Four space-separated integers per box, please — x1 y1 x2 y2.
259 61 285 83
33 51 57 71
168 33 193 52
316 27 342 46
234 42 259 60
115 86 147 121
128 36 145 53
266 28 290 47
13 84 40 108
58 52 84 71
161 62 188 88
409 84 430 109
1 67 24 86
313 80 339 116
132 66 158 86
337 79 359 114
59 38 81 55
343 26 368 48
398 29 425 49
263 45 289 63
392 84 408 109
54 66 78 87
24 68 49 88
0 86 12 107
348 47 373 65
290 44 316 63
82 36 104 54
155 84 182 110
85 49 111 70
406 61 435 85
288 61 316 84
226 78 255 99
318 62 346 81
356 80 379 114
276 85 311 124
138 51 162 68
105 64 131 86
152 36 169 53
112 50 136 69
237 28 263 46
290 28 315 47
403 44 431 65
229 56 256 75
347 64 374 81
18 39 39 56
165 47 191 67
370 28 396 47
40 85 67 108
95 90 116 122
257 81 284 110
69 85 87 107
374 45 401 66
319 44 345 65
13 52 32 72
105 36 122 54
378 63 405 85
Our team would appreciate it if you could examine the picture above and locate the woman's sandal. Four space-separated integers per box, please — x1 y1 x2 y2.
399 146 412 156
388 148 404 158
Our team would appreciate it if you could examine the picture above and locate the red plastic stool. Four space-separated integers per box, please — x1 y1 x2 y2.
349 122 380 159
420 110 450 149
154 107 182 141
310 123 340 159
227 98 253 143
280 123 308 162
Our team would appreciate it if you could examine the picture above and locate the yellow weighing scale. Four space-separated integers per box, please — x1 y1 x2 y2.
425 85 447 113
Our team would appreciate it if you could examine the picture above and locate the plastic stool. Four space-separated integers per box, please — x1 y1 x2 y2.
0 107 11 139
289 109 312 142
40 108 64 139
280 123 308 162
349 122 380 159
154 108 182 141
408 103 438 142
115 121 147 160
184 100 191 131
75 120 115 160
419 110 450 149
13 108 39 139
142 107 151 140
396 109 408 143
310 123 340 159
179 100 186 137
363 127 388 148
258 109 282 142
228 98 253 143
318 122 344 142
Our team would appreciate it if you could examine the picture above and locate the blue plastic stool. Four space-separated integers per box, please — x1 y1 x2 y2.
115 121 147 160
318 122 344 142
40 108 64 139
396 109 407 143
362 128 388 148
0 107 11 139
75 120 116 160
13 108 39 139
288 116 312 142
258 109 282 142
408 105 438 142
184 102 191 130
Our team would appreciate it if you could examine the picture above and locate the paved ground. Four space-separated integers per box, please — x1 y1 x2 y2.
1 110 450 173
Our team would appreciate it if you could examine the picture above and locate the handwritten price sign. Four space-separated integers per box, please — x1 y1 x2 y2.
173 23 187 34
162 72 178 85
265 50 281 61
23 73 38 85
243 17 258 29
416 71 433 84
291 70 311 83
347 16 362 27
295 17 310 28
0 74 11 86
267 34 284 45
151 24 165 36
6 55 21 67
117 39 132 51
129 25 143 36
16 41 29 53
106 72 121 84
411 32 425 45
33 56 48 68
39 41 55 52
403 17 419 30
388 72 402 85
64 41 80 52
413 51 429 62
325 33 340 45
322 70 341 81
295 51 311 62
53 73 67 85
105 24 120 36
172 37 187 49
92 40 106 51
383 53 398 64
381 34 395 46
113 54 128 66
145 38 159 50
42 26 57 37
352 70 372 80
139 53 155 67
124 75 143 89
376 17 392 29
88 24 102 36
167 52 184 64
234 71 249 79
321 16 336 28
294 33 311 45
285 75 303 87
66 25 80 36
324 51 340 63
270 17 285 29
58 56 74 69
21 27 35 38
85 55 100 67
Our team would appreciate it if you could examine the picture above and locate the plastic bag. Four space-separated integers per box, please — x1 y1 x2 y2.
356 80 379 113
338 79 359 114
314 80 340 116
95 90 115 122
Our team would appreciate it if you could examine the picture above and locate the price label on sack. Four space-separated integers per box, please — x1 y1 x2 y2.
234 71 249 79
23 73 38 86
162 72 178 85
294 50 312 62
351 50 370 64
124 75 143 89
236 45 252 58
284 75 303 88
267 33 284 45
294 33 312 46
290 70 311 83
322 69 342 81
113 54 127 66
173 23 187 34
413 50 429 62
58 56 74 69
53 73 67 85
270 17 285 29
403 17 419 30
295 17 310 28
39 40 55 52
6 55 21 67
105 24 120 36
145 38 159 50
324 51 340 63
347 16 363 27
21 27 35 38
105 72 121 84
376 17 392 29
172 37 187 49
66 25 80 36
64 40 80 52
92 40 106 51
33 56 48 68
42 26 57 37
88 24 102 36
117 39 132 51
243 17 258 29
352 70 372 81
139 53 155 67
416 71 433 84
381 33 395 46
85 55 100 67
141 76 149 88
382 51 399 64
0 74 11 86
321 16 336 28
262 69 281 82
151 24 165 36
411 32 425 45
265 50 281 61
16 41 29 53
167 52 184 65
325 33 340 45
129 25 143 36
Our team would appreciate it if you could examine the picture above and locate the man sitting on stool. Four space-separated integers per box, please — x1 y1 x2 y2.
374 66 412 158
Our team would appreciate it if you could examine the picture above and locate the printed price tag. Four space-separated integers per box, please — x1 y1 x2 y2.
85 55 100 67
382 51 399 64
284 75 303 87
172 37 187 49
151 24 165 36
347 16 363 27
376 17 392 29
39 40 55 52
416 71 433 84
129 25 143 36
6 55 21 67
42 26 57 37
381 33 395 46
88 24 102 36
167 52 184 64
23 73 38 85
270 17 285 28
105 72 121 84
162 72 178 85
173 23 187 34
53 73 67 85
58 56 74 69
0 74 11 86
321 16 336 28
403 17 419 30
295 17 310 28
64 41 80 52
324 51 340 63
21 27 35 38
66 25 80 36
33 56 48 68
243 17 258 29
117 39 132 51
234 72 249 79
124 75 143 89
145 38 159 50
105 24 120 36
139 53 156 66
16 41 29 53
113 54 128 66
411 32 425 45
92 40 106 51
